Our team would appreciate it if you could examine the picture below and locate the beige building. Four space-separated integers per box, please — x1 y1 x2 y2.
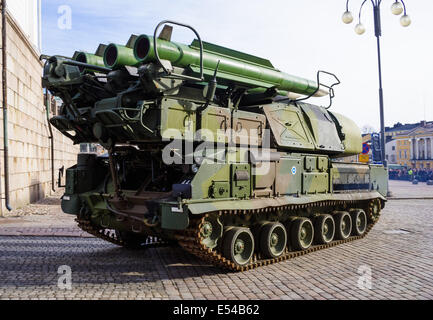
338 122 433 167
0 1 78 214
394 122 433 169
395 139 411 167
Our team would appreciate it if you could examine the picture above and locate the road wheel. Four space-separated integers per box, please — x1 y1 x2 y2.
350 209 367 236
223 227 255 267
367 199 382 223
200 215 223 249
314 214 335 244
260 222 287 259
334 211 352 240
291 218 314 251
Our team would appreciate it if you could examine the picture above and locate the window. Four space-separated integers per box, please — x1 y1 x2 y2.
80 143 98 153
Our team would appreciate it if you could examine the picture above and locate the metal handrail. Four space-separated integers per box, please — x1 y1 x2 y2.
296 70 341 109
153 20 204 82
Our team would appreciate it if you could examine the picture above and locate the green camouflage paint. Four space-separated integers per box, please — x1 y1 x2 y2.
43 21 388 269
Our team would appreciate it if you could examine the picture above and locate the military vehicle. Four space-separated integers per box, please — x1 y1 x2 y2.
41 21 387 271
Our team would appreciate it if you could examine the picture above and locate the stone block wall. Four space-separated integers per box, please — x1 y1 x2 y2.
0 12 79 214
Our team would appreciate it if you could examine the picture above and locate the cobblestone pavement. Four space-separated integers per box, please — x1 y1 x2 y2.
0 182 432 300
388 180 433 199
0 189 89 238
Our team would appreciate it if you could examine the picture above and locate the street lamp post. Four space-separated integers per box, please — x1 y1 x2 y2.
341 0 411 168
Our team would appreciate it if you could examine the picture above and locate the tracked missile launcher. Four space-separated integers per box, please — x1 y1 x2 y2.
42 21 387 271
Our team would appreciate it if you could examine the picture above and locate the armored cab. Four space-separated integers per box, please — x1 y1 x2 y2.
42 21 387 271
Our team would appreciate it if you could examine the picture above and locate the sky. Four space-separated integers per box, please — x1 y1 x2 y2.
41 0 433 131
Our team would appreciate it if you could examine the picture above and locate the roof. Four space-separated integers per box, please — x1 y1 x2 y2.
392 121 433 139
385 122 429 133
404 123 433 136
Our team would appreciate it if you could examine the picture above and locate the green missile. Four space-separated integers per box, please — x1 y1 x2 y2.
73 51 105 74
132 35 328 97
104 43 141 69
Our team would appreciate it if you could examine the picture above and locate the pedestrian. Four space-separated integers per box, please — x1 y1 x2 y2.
408 168 413 181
